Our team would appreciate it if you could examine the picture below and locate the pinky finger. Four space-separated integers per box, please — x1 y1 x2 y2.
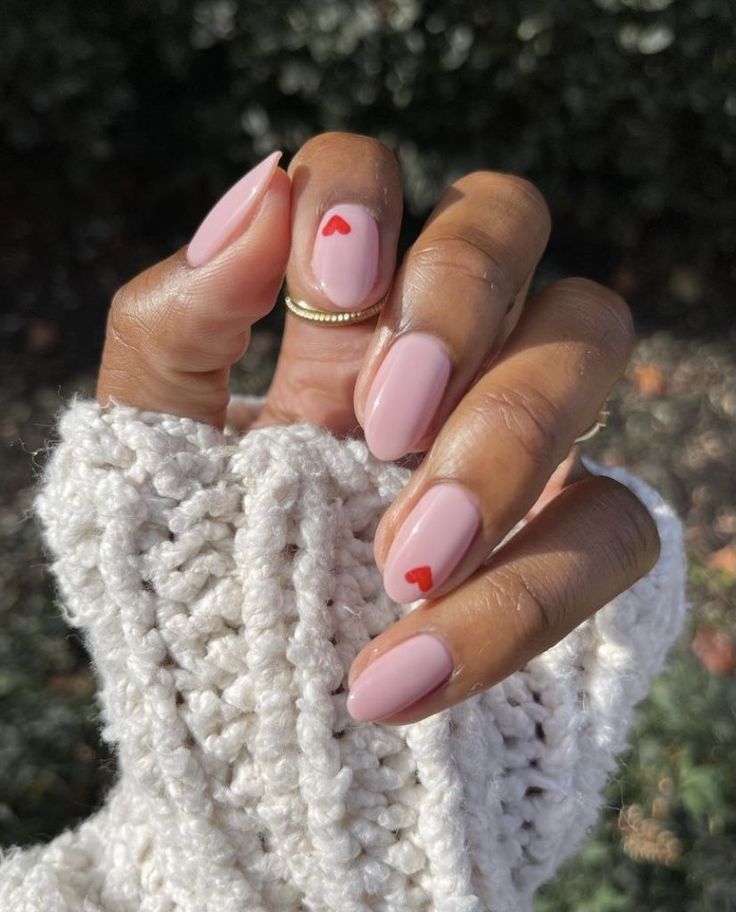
347 472 661 724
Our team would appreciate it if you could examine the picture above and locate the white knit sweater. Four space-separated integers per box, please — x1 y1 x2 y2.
0 396 688 912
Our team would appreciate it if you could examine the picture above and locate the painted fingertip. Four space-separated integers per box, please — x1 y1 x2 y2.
187 150 282 267
347 633 454 722
311 203 380 311
383 482 482 603
363 333 452 462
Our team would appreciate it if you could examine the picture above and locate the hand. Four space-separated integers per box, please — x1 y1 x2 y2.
97 132 660 725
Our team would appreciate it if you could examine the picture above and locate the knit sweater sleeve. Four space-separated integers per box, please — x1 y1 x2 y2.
0 396 687 912
413 452 688 908
34 396 242 632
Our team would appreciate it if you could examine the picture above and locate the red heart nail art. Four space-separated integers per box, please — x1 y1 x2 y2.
405 565 433 593
322 214 351 236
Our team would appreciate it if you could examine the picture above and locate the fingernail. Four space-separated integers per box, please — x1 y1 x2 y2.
347 633 454 722
187 150 282 267
311 204 379 310
383 482 482 604
363 333 452 461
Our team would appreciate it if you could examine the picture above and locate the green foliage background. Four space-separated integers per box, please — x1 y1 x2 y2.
2 0 735 370
1 1 735 909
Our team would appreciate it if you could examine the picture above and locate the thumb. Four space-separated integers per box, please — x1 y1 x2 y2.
97 152 290 428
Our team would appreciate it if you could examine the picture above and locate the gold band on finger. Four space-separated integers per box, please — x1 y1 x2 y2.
284 290 389 325
284 284 610 445
574 403 610 443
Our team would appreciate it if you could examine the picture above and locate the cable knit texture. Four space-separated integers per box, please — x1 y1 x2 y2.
0 396 688 912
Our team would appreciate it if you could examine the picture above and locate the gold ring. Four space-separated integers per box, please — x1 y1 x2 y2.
284 287 610 443
284 290 389 325
574 404 610 443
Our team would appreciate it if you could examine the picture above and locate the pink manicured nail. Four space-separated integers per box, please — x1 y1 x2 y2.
383 483 482 604
347 633 454 722
363 333 452 461
186 150 282 267
311 204 379 310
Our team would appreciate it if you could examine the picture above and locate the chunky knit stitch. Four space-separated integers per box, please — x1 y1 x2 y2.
0 396 688 912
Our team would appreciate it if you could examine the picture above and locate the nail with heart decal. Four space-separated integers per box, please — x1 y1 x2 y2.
405 565 433 592
322 214 351 236
383 482 482 604
311 203 379 311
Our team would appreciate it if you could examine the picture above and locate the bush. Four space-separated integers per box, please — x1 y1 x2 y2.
1 0 734 375
537 646 736 912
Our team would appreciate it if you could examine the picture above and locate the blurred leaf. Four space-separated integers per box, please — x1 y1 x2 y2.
706 545 736 579
691 626 735 676
678 761 724 820
632 364 668 397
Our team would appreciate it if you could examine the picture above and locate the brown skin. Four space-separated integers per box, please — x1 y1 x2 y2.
97 131 661 725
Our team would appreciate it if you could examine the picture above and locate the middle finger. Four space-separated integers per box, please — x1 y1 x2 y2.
354 169 552 461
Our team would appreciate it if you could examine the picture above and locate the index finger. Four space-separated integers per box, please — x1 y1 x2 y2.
254 132 403 433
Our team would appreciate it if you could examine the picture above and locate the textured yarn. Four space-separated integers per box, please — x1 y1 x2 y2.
0 396 688 912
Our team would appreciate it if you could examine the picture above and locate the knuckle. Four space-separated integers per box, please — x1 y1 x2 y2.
550 277 635 369
485 564 558 648
291 132 341 163
501 174 552 234
158 315 221 370
109 265 245 374
108 266 196 368
293 131 397 171
410 233 514 300
593 476 662 577
471 381 562 471
458 171 552 236
108 282 154 356
110 279 146 336
110 281 132 319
